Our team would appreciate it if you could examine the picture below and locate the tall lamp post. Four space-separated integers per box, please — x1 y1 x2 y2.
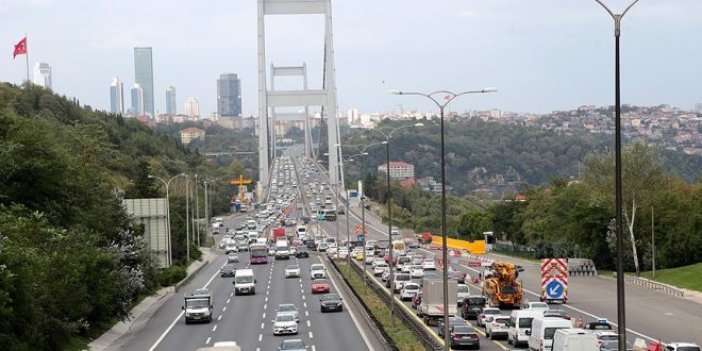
593 1 640 350
341 151 370 267
391 88 496 350
369 123 423 322
149 173 186 267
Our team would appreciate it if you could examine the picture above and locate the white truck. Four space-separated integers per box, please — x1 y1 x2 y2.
275 239 290 259
182 288 213 324
416 279 458 326
552 328 598 351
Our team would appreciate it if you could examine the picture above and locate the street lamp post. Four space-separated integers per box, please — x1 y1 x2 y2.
593 1 640 350
342 150 371 268
370 123 423 323
392 88 496 350
149 173 186 267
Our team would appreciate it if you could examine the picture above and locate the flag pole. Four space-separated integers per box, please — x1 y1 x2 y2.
25 33 30 84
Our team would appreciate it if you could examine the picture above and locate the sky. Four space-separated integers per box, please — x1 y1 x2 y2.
1 0 701 116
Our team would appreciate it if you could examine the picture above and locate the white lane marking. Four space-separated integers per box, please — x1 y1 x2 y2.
303 302 307 308
263 304 267 310
205 337 211 345
262 312 266 319
301 288 304 294
265 296 268 302
256 348 261 351
261 322 265 329
302 295 305 300
312 346 316 351
226 298 230 304
218 315 222 321
212 324 217 332
258 334 263 342
305 311 309 317
309 331 314 339
222 306 227 312
230 292 234 297
306 320 311 327
266 290 270 296
148 269 220 351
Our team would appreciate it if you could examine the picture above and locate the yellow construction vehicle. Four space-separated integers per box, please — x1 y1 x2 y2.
482 260 524 308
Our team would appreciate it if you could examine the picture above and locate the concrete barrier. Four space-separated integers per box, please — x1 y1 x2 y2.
613 272 685 298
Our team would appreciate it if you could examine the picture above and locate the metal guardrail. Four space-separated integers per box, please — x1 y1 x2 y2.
174 259 210 293
613 272 685 298
331 257 443 351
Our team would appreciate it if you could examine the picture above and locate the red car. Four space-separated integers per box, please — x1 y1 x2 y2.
311 279 331 294
411 292 422 309
383 253 398 264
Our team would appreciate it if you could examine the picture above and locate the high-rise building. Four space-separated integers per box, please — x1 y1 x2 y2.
134 47 154 117
217 73 242 117
165 86 177 115
110 77 125 114
184 97 199 117
131 83 144 116
33 62 52 89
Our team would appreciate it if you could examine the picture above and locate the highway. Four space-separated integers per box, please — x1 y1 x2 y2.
119 157 378 351
304 151 702 347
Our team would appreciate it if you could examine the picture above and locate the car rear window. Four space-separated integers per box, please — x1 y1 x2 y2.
544 327 567 339
468 297 486 305
518 317 533 328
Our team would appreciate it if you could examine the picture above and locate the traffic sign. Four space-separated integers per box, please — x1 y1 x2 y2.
545 280 565 299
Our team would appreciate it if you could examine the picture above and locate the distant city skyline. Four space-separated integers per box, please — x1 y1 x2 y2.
165 86 176 115
217 73 242 118
110 77 124 114
1 1 701 116
133 47 154 117
130 83 143 116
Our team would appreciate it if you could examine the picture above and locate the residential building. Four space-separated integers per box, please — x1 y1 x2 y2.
134 47 154 117
165 86 176 115
131 83 144 116
377 161 415 179
109 77 124 114
217 73 242 117
184 97 199 117
33 62 52 89
179 127 205 145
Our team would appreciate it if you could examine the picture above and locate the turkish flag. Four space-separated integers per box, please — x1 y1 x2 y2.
13 37 27 59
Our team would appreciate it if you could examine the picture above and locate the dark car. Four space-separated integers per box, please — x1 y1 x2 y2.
305 239 317 250
584 319 613 331
219 263 236 277
235 223 246 230
295 246 309 258
449 325 480 350
438 316 468 338
337 207 345 215
461 296 487 320
319 293 343 312
279 338 309 351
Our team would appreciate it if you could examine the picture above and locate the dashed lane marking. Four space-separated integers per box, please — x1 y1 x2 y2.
205 337 211 345
309 331 314 339
306 320 311 327
226 298 230 304
212 325 217 332
217 315 222 321
222 306 227 312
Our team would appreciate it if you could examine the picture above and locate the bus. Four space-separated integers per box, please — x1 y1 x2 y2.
316 208 337 222
249 243 268 264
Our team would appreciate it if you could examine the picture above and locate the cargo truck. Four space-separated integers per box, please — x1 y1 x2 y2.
416 279 458 325
182 288 213 324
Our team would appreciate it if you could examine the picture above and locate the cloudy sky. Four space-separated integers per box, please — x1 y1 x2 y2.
1 0 700 116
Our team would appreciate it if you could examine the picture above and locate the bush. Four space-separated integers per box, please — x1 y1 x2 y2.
158 266 187 287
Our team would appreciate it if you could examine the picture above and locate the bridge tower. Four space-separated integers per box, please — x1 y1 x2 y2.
257 0 343 198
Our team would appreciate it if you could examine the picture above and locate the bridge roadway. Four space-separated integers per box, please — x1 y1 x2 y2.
120 217 375 351
303 155 702 347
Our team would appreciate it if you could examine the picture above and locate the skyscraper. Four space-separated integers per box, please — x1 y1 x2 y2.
33 62 52 89
134 47 154 117
110 77 125 114
131 83 144 116
165 86 177 115
184 97 199 117
217 73 242 117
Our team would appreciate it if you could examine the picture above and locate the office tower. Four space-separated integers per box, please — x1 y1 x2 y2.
134 47 154 117
131 83 144 116
110 77 125 114
33 62 52 89
184 97 199 117
165 86 177 115
217 73 242 117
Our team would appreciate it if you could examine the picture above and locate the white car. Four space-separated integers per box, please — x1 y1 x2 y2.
477 307 502 327
422 259 437 270
272 313 298 335
457 284 471 306
663 343 701 351
285 265 301 278
373 263 389 276
400 282 421 301
276 303 299 322
371 258 385 268
365 255 375 265
410 265 425 279
485 315 511 340
310 264 326 280
381 269 391 282
522 301 550 312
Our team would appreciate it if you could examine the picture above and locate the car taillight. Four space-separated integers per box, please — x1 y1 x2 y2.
452 334 461 340
470 334 479 339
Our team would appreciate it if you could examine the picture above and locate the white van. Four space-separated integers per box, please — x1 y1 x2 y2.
509 310 544 347
233 269 256 295
528 316 573 351
552 328 598 351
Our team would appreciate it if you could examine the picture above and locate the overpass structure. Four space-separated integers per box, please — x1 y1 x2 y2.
257 0 344 199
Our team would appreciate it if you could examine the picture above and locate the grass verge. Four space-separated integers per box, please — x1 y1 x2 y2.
336 262 426 351
637 263 702 292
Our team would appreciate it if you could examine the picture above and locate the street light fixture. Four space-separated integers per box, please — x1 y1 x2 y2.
368 123 423 323
593 1 640 350
392 87 496 350
149 173 186 266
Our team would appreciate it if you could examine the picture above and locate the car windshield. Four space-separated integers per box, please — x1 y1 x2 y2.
412 265 423 270
457 285 470 292
589 323 612 330
276 314 295 322
313 279 328 285
599 335 618 342
532 302 549 309
468 297 486 305
495 317 510 324
677 348 700 351
404 284 419 290
311 265 323 270
484 309 500 315
518 317 534 328
235 276 253 284
321 294 340 301
601 340 619 350
222 264 235 270
453 325 472 333
282 340 306 350
286 266 299 270
279 304 296 312
185 299 209 308
396 274 411 281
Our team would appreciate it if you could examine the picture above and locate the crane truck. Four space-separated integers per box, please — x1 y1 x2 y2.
482 260 524 308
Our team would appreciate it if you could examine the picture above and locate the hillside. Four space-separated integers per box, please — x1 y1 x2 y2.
0 83 226 350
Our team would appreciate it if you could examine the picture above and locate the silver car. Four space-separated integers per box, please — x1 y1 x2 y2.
272 313 298 335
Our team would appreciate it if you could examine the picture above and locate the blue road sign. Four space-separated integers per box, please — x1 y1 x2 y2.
545 280 564 299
